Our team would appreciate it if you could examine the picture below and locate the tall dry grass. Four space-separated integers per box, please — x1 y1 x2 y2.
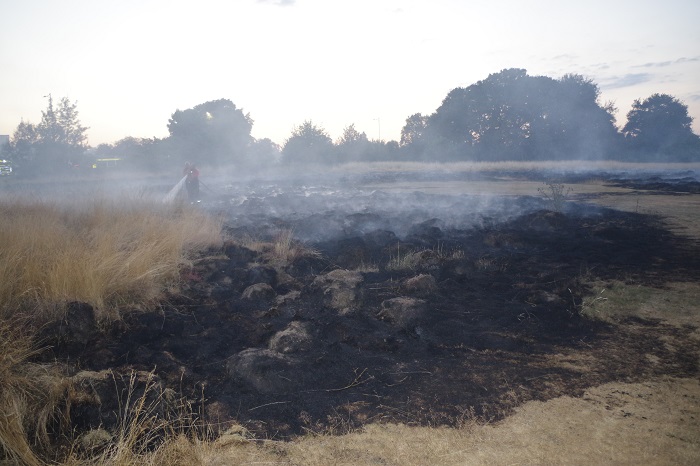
241 228 321 266
0 320 70 466
0 196 223 464
0 197 222 322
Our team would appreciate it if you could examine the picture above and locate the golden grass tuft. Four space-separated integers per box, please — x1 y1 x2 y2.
75 372 198 466
387 243 464 272
61 372 275 466
0 320 69 466
241 228 321 266
0 197 222 323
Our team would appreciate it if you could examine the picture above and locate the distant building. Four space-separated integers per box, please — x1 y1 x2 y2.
0 135 12 175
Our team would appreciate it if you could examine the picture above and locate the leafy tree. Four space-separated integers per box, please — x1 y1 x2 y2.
369 139 400 161
622 93 699 160
94 137 167 171
426 68 532 161
8 95 89 175
245 138 281 172
281 120 334 165
337 124 367 146
528 73 619 160
166 99 253 167
400 113 428 147
422 69 620 161
335 124 371 162
400 112 462 161
52 96 89 147
10 121 38 148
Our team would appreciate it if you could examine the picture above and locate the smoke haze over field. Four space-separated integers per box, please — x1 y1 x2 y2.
0 0 698 147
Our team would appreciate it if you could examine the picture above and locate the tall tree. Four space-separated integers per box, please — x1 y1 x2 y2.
422 69 620 161
335 124 371 162
622 93 698 159
9 95 89 175
167 99 253 167
54 97 89 147
400 113 443 160
281 120 333 165
245 138 281 171
427 68 532 161
529 73 619 160
400 114 428 147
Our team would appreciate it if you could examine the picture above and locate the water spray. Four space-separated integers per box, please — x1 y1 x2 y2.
163 175 188 203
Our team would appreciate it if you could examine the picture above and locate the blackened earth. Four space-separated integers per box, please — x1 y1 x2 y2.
38 176 700 440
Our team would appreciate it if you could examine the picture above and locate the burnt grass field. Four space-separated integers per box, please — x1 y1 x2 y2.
37 170 700 440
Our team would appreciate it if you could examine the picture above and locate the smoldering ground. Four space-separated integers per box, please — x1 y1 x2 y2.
13 163 700 440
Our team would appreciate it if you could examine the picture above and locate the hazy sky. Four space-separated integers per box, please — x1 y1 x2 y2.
1 0 699 147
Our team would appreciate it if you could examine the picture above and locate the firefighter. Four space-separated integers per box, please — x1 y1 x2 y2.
184 162 200 202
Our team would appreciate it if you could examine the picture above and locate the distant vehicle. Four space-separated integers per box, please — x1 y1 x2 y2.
92 157 121 169
0 159 12 176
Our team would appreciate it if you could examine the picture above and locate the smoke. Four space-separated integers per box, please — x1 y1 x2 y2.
210 168 539 243
195 160 700 245
3 161 698 244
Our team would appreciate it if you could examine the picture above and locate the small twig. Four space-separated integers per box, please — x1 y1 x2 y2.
525 374 551 381
385 376 408 387
326 368 373 392
248 401 290 412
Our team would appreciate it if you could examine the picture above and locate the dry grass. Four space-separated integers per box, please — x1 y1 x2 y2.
42 376 700 466
241 229 322 266
266 377 700 466
0 320 69 466
588 192 700 239
65 372 197 466
58 371 280 466
352 261 380 273
0 196 223 464
0 197 222 323
579 280 700 329
387 243 463 272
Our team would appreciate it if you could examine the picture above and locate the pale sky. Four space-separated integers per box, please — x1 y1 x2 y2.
1 0 699 147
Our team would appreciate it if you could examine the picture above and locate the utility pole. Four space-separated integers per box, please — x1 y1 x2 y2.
374 117 381 142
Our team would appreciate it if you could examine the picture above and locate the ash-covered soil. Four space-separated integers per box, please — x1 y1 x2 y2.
38 173 700 440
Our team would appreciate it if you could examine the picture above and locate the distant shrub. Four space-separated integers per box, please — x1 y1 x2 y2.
538 182 572 212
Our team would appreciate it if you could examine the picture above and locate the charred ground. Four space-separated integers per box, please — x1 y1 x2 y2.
37 172 700 440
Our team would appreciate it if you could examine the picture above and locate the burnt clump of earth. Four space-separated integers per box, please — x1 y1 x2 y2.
38 186 700 440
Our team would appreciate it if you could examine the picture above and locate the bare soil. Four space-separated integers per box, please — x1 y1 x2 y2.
35 171 700 442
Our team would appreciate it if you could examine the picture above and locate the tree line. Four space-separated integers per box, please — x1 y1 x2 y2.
3 68 699 177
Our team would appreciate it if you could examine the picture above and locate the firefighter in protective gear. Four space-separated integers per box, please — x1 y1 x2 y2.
183 162 200 201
